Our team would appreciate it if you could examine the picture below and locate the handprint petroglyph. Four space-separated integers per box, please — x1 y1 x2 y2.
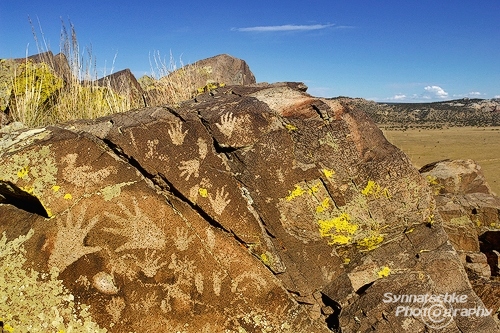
197 137 208 159
129 249 169 278
208 186 231 215
215 112 239 138
61 153 117 188
145 139 168 161
168 121 188 145
212 271 227 296
130 290 158 312
47 205 102 272
161 253 197 312
178 159 200 181
106 296 126 323
102 197 166 252
231 271 268 293
173 227 195 251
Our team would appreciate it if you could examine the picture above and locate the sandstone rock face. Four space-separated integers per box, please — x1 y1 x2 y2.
0 83 498 332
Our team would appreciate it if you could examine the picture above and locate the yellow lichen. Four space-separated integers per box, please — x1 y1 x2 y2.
426 175 443 195
426 175 439 185
330 234 352 245
361 180 390 199
21 186 34 194
316 198 330 213
63 193 72 200
198 188 208 198
308 182 321 194
52 185 61 192
17 166 29 179
285 123 298 131
343 258 351 265
318 212 358 245
377 266 391 278
322 168 335 179
357 234 384 251
404 228 414 234
260 253 271 266
285 185 306 201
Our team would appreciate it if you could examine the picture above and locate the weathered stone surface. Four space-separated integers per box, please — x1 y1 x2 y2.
1 83 498 332
97 68 147 109
420 159 500 252
187 53 256 87
420 158 500 327
420 159 494 195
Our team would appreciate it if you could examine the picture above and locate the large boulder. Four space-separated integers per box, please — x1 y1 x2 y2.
0 83 498 332
97 68 147 109
0 52 69 122
420 159 500 252
188 53 256 87
140 54 256 107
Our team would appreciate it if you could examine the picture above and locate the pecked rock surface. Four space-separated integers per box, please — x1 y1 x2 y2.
0 83 498 332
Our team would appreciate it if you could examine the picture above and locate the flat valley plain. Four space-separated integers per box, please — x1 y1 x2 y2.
382 127 500 195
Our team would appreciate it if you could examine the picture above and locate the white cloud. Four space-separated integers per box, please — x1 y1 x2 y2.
468 91 481 96
233 24 335 32
494 95 500 99
393 94 407 100
423 85 448 99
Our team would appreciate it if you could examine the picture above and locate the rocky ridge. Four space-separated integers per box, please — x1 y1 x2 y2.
341 97 500 129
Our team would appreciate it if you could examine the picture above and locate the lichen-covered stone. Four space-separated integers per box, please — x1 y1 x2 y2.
0 83 498 332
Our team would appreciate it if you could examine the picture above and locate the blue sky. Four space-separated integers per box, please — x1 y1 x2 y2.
1 0 499 102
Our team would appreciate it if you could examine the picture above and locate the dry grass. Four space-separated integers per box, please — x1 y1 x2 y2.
383 127 500 195
145 50 200 106
3 20 214 128
5 19 131 128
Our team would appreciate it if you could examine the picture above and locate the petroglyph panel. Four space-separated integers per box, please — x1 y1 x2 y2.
102 197 166 252
62 153 117 188
167 120 188 145
47 204 102 272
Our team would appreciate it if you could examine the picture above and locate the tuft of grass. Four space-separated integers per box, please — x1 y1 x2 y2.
144 50 200 107
4 19 130 128
2 19 217 129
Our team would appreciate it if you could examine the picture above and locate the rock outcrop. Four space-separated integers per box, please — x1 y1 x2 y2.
140 54 256 107
97 68 147 109
420 159 500 326
0 83 498 332
0 51 70 122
